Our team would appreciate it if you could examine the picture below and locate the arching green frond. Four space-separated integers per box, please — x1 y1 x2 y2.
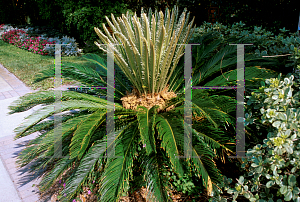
69 110 107 160
98 123 138 202
9 90 122 115
82 53 132 94
17 119 53 137
16 114 91 168
60 137 109 202
190 142 223 190
209 94 237 115
34 53 133 99
8 90 59 114
13 100 107 139
195 45 237 82
20 110 88 138
38 156 76 192
192 128 235 159
155 112 185 179
172 31 281 94
140 150 172 202
191 90 235 129
136 106 158 155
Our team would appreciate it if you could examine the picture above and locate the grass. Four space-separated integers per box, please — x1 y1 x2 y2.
0 40 90 90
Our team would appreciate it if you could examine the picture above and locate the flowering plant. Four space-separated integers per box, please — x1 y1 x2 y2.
0 24 82 56
1 29 56 55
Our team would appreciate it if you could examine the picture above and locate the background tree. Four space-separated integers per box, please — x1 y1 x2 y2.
124 0 299 35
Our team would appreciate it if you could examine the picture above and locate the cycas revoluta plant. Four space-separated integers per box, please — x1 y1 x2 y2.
9 5 282 202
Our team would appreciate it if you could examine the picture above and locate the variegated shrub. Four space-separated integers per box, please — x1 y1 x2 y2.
212 72 300 201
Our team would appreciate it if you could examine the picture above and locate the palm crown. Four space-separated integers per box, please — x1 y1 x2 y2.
94 6 195 96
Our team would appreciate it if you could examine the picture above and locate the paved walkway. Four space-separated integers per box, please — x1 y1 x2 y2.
0 63 48 202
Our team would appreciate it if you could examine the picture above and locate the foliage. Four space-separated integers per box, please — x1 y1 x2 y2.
124 0 179 16
30 0 131 48
94 5 196 96
212 0 299 34
42 36 82 57
18 39 278 202
28 47 237 200
211 70 300 201
166 168 203 197
131 0 299 36
62 0 130 45
9 7 285 202
189 21 300 76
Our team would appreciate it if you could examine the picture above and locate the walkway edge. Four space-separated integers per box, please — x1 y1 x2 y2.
0 151 23 201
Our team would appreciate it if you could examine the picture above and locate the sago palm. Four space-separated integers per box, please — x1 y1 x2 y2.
10 5 280 202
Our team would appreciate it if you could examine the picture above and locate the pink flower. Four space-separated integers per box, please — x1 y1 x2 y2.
59 180 61 183
63 183 66 187
88 190 91 195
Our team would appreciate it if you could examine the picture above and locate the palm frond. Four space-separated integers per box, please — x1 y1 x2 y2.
69 110 107 160
140 150 172 202
136 106 158 155
13 99 107 139
16 114 91 169
9 90 122 115
94 5 195 95
98 122 138 202
59 136 109 202
192 127 235 159
190 142 223 192
155 112 185 179
38 156 77 192
190 90 235 129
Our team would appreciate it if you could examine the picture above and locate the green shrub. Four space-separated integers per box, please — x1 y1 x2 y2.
190 21 300 76
210 68 300 201
62 1 131 46
31 0 132 50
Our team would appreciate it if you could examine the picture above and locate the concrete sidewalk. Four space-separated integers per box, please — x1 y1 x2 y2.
0 63 46 202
